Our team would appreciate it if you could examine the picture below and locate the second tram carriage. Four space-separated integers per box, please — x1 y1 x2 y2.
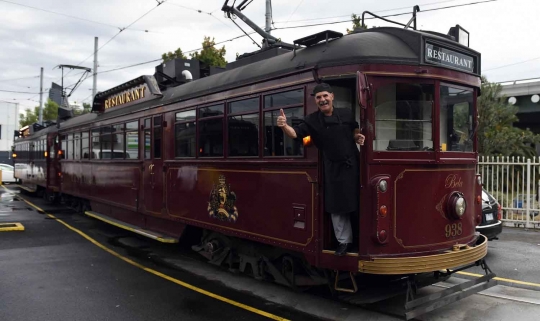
13 9 495 318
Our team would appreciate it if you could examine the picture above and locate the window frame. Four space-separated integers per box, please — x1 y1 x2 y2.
174 109 197 159
226 96 261 158
197 103 225 158
262 87 305 158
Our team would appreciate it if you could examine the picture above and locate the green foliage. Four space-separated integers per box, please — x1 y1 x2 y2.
478 77 540 157
162 37 227 68
19 99 59 127
190 36 227 68
347 14 367 34
162 48 187 62
73 102 92 116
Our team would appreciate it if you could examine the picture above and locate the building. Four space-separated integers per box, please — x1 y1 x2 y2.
49 82 63 106
0 101 19 165
499 78 540 154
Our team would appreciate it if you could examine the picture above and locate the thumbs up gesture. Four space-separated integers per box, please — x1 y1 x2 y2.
277 109 287 128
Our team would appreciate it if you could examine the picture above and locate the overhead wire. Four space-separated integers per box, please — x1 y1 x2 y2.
484 56 540 72
274 0 463 24
271 0 498 30
0 75 40 83
166 2 235 31
0 0 156 33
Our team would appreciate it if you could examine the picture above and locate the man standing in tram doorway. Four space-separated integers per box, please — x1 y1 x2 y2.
277 83 365 256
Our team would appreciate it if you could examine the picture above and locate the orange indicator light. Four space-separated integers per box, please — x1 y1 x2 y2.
303 136 312 147
379 205 388 217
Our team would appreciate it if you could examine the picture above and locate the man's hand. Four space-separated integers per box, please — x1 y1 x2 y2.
354 129 365 145
277 109 287 128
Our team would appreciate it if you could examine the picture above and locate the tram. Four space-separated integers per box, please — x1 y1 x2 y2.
13 5 495 318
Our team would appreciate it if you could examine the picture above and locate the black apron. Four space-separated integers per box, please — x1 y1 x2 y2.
319 112 359 215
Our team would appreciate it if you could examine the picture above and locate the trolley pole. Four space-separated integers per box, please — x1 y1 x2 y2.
92 37 99 101
265 0 272 34
39 67 44 124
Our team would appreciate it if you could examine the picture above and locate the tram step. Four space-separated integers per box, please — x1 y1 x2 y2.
17 184 37 193
84 211 178 243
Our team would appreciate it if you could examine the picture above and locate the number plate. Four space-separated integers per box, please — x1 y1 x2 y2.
485 213 494 221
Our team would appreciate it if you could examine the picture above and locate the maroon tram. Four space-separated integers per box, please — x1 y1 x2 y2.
13 8 495 318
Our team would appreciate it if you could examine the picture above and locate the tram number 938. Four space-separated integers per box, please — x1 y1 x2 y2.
445 223 463 238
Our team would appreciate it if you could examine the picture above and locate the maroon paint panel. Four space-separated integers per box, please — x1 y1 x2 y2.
165 166 316 247
361 164 478 257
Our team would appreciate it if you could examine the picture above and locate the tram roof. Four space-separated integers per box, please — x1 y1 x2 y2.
25 27 480 135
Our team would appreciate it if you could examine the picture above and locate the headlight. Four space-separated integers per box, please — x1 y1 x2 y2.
447 192 466 219
477 175 482 186
379 180 388 192
455 197 466 217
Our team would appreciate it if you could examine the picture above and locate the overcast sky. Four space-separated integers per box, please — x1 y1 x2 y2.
0 0 539 111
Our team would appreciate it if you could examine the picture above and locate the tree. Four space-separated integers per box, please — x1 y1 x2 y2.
19 99 59 127
478 77 540 157
347 14 367 34
73 102 92 116
162 48 187 62
162 36 227 68
190 36 227 68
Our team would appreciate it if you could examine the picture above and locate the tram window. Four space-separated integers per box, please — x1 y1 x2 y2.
264 89 303 108
175 111 196 158
228 98 259 114
112 124 125 159
91 128 100 159
126 121 139 159
153 116 162 159
373 83 434 151
126 121 138 130
74 133 81 160
60 136 66 159
101 127 113 159
199 118 223 157
440 86 474 152
199 104 224 118
175 110 196 122
228 113 259 157
144 118 151 159
82 132 89 159
264 107 304 156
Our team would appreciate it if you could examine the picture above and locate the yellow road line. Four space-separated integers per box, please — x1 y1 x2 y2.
457 271 540 288
1 185 289 321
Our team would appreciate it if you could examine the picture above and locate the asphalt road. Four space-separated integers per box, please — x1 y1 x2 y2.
0 187 321 321
4 185 540 321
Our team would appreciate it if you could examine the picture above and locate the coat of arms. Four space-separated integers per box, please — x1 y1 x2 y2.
208 175 239 222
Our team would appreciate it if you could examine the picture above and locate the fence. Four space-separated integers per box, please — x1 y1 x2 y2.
478 156 540 228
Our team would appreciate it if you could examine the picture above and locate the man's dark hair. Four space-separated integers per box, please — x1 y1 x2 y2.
312 83 333 96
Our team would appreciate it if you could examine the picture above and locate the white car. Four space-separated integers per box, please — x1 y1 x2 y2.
0 163 17 183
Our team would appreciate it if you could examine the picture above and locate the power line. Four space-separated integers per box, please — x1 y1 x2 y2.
90 33 255 76
0 0 154 33
63 0 168 79
284 0 306 25
272 0 498 30
0 75 40 83
274 0 463 24
166 2 235 31
484 56 540 72
0 89 42 94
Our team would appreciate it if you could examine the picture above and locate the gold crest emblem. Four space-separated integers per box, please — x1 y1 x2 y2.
208 175 239 222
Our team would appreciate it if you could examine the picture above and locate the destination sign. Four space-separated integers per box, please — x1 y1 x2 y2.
424 42 475 73
92 75 162 113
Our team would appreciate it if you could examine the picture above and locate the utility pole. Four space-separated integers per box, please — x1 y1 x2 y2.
39 67 44 125
92 37 98 100
265 0 272 34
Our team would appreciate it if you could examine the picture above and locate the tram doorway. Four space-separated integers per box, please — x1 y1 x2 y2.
141 115 165 216
321 79 362 253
